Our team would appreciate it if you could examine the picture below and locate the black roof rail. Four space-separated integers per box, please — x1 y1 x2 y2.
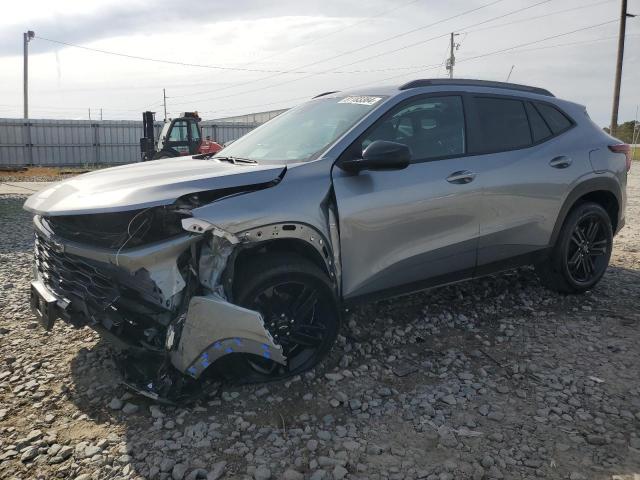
398 79 554 97
312 91 340 99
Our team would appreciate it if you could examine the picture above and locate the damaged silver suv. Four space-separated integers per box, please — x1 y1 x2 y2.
25 79 629 401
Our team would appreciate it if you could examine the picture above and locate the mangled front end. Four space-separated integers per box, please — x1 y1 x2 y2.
30 202 286 401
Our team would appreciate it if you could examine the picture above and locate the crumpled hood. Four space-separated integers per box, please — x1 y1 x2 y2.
23 157 286 216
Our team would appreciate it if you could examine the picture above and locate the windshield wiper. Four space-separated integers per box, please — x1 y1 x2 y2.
214 156 258 165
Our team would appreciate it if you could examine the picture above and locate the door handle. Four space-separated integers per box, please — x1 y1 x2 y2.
446 170 476 184
549 156 572 169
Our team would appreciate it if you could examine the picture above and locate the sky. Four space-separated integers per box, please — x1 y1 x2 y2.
0 0 638 127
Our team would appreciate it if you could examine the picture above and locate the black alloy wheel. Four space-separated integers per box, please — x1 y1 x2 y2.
536 202 613 294
228 253 340 383
565 213 610 284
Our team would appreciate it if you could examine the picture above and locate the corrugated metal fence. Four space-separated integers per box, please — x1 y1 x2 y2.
0 118 259 167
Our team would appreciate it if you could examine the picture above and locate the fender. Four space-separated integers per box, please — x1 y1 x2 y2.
234 221 338 284
549 176 623 247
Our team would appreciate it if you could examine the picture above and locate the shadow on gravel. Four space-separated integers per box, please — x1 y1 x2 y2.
61 262 640 479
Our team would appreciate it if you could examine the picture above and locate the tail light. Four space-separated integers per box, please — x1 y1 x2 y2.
609 143 631 171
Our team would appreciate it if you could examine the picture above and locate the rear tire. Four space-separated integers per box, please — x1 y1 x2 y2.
223 253 340 383
536 202 613 293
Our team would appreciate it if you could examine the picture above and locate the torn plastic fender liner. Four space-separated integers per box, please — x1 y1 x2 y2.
170 295 286 379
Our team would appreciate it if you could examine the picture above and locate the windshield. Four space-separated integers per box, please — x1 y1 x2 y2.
215 95 386 164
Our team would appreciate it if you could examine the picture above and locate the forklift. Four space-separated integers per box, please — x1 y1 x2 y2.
140 111 222 161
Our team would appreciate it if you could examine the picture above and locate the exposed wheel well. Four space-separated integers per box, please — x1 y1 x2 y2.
572 190 619 232
230 239 333 295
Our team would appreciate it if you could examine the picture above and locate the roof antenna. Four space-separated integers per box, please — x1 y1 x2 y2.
506 65 515 82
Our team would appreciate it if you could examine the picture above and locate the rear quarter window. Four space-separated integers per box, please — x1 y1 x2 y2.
525 101 552 142
534 102 573 134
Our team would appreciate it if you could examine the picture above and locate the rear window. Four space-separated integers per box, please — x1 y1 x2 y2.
534 102 573 134
474 97 531 152
525 102 552 142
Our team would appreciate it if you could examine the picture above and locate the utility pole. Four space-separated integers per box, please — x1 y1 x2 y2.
610 0 636 136
163 88 167 121
88 108 91 121
100 108 103 121
445 32 460 79
23 30 35 119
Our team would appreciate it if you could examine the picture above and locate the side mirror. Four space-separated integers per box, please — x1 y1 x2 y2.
340 140 411 173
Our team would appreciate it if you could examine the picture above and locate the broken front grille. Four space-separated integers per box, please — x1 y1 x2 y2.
34 233 119 308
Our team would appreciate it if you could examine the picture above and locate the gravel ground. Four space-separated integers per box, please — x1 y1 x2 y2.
1 170 639 480
0 183 52 195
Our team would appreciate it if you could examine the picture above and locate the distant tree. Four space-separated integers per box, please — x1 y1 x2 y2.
603 121 639 144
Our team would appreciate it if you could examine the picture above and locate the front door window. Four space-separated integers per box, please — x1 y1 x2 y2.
362 96 465 161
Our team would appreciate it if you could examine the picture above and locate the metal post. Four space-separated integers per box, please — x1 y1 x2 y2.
23 31 35 165
88 108 91 121
23 33 28 119
163 88 167 121
93 121 100 166
23 31 34 119
610 0 635 136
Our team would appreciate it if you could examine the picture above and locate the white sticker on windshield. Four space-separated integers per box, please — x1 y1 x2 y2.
338 96 382 106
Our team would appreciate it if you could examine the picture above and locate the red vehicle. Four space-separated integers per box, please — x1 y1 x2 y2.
140 111 223 161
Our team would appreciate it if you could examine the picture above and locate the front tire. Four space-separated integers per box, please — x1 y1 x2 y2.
537 202 613 293
227 253 340 383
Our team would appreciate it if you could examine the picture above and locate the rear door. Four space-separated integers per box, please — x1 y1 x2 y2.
465 95 581 269
332 94 482 300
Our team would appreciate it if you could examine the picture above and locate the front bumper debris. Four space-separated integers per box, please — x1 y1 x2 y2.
29 213 287 403
30 279 67 330
170 295 285 378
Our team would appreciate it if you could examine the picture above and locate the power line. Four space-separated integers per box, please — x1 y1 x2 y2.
462 0 615 34
492 32 638 53
310 0 554 75
36 0 546 113
14 29 628 121
152 0 509 102
199 23 627 119
236 0 424 68
34 36 317 75
169 0 557 107
148 0 610 104
455 19 619 65
33 1 501 80
8 26 630 121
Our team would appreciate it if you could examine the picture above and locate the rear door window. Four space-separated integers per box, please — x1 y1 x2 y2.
534 102 573 134
525 102 552 142
473 97 531 152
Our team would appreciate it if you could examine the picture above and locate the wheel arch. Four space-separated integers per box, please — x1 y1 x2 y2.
550 177 622 246
223 223 338 301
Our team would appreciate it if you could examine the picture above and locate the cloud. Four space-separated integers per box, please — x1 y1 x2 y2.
0 0 394 57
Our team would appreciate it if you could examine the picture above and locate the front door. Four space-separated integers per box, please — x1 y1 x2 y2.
332 94 482 300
